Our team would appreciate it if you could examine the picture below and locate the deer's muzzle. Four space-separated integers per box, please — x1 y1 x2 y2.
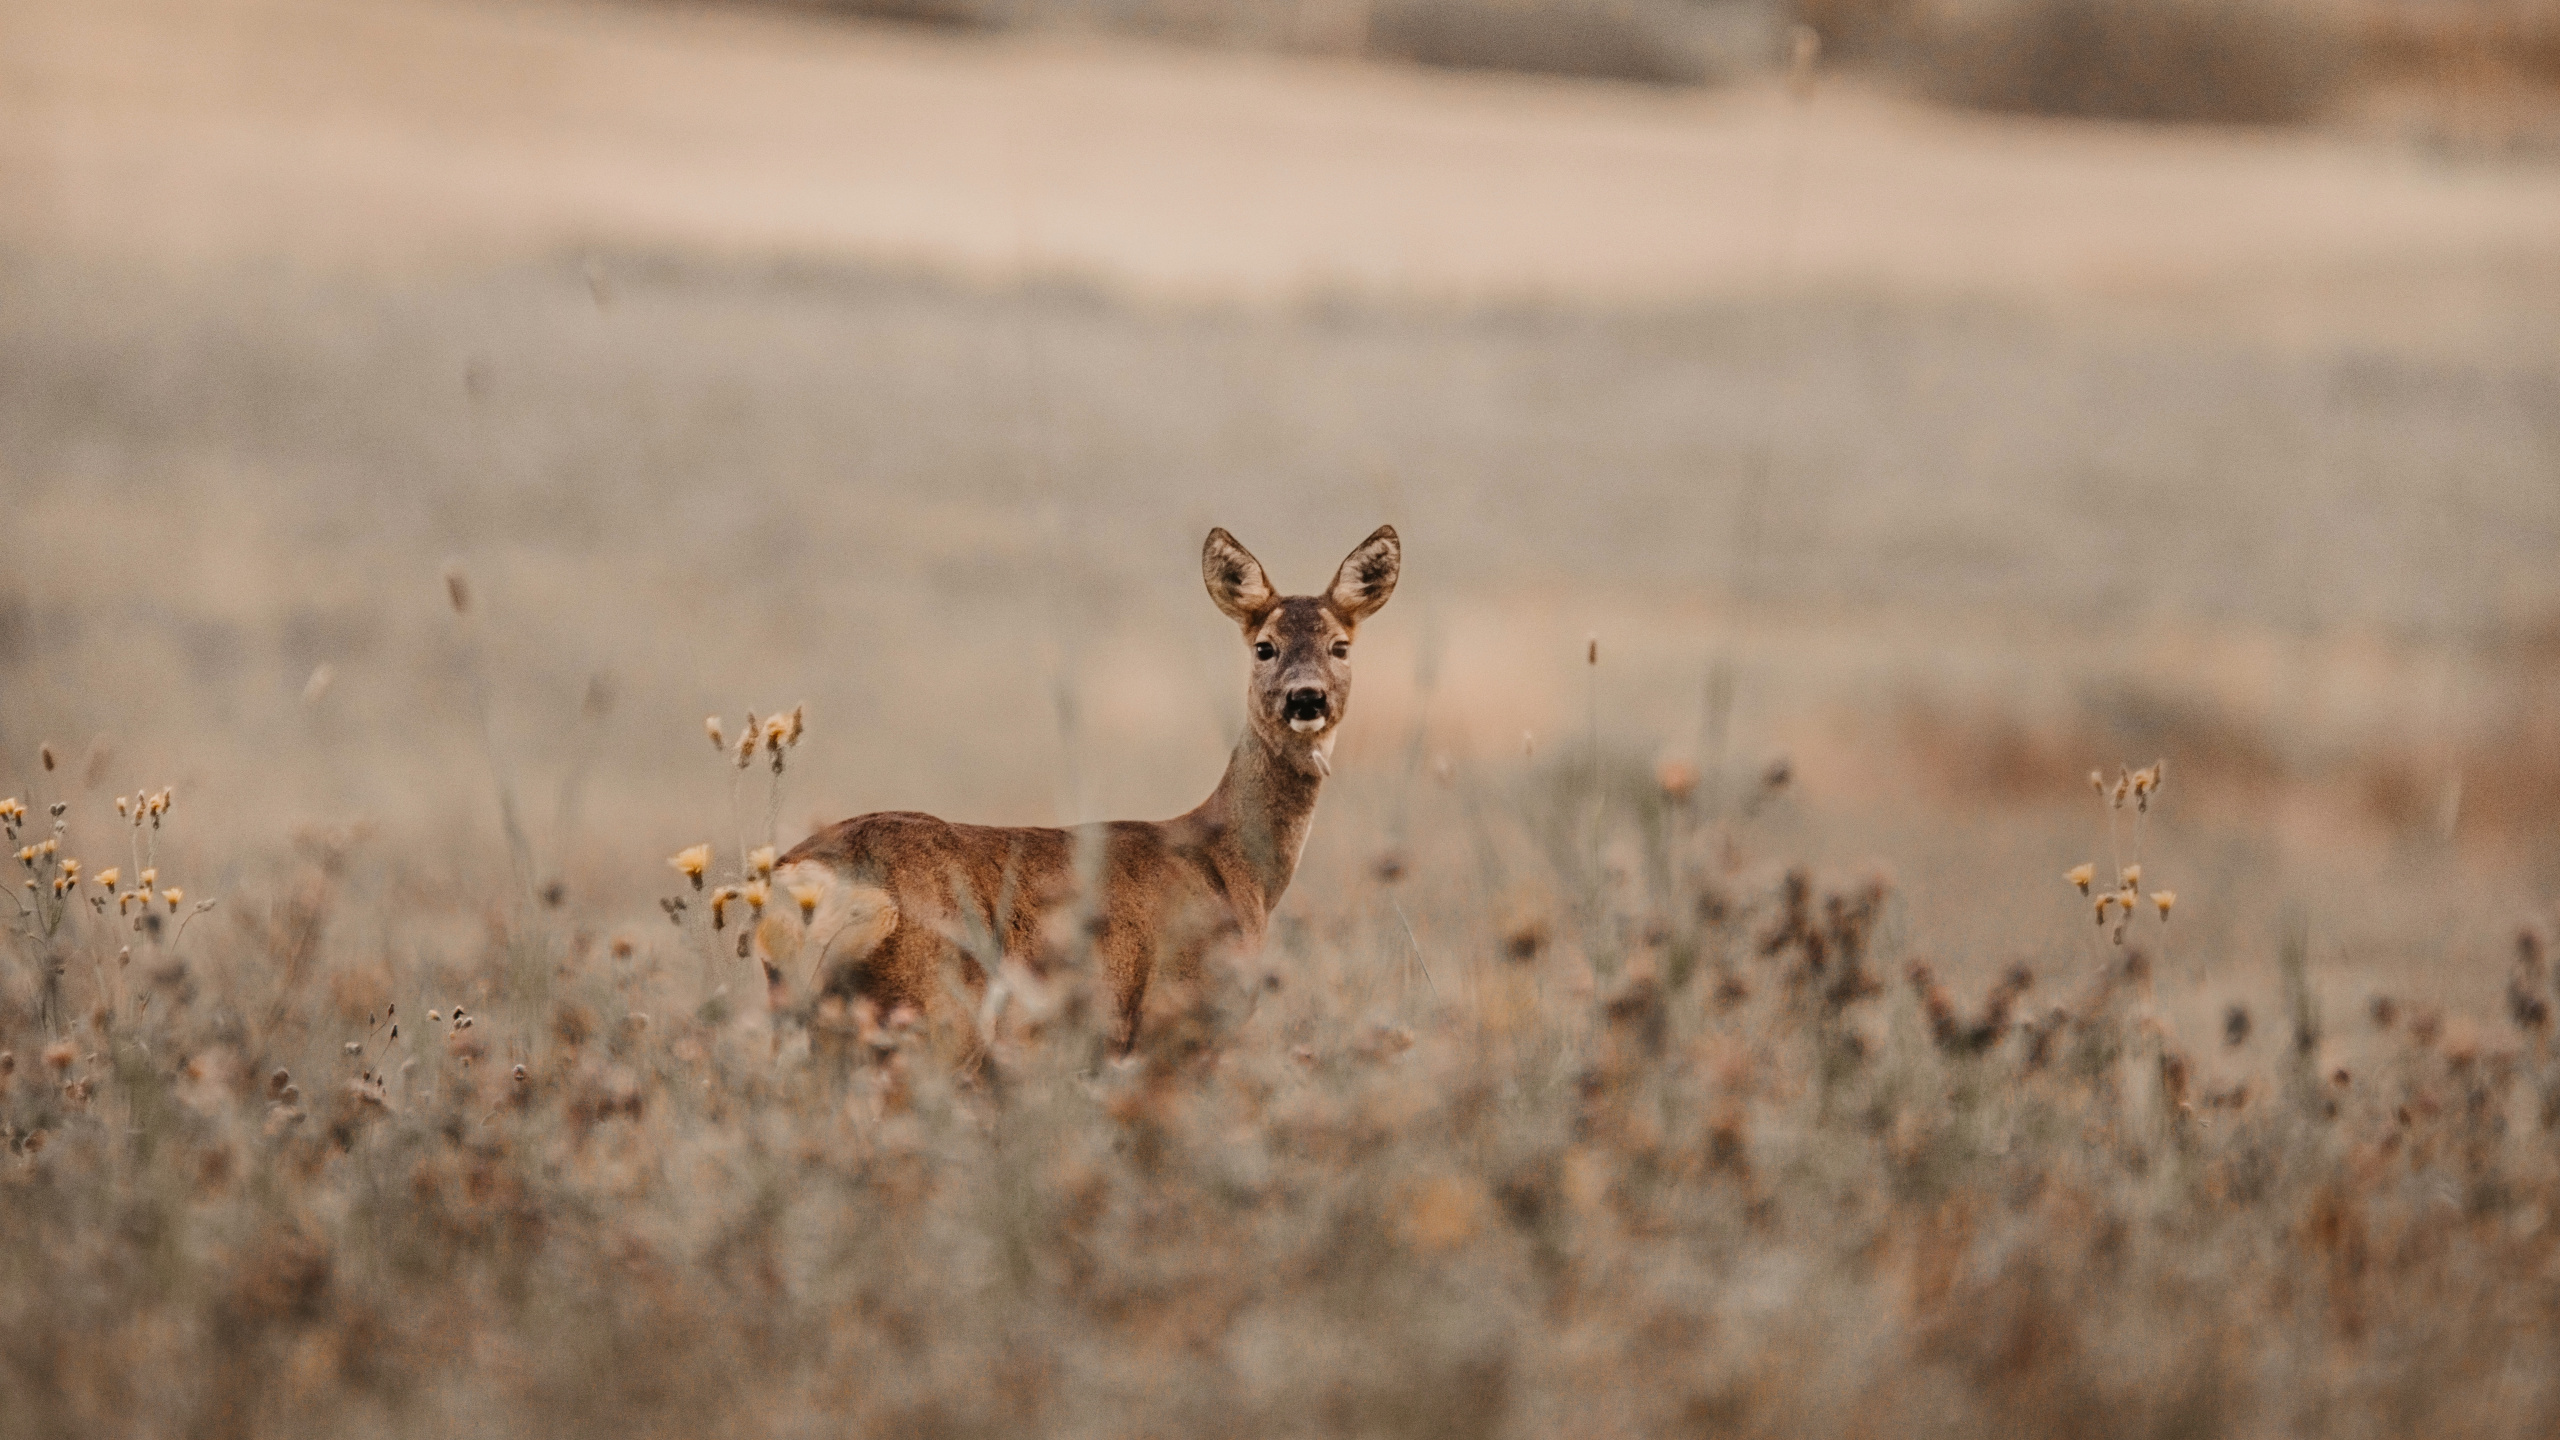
1283 686 1330 732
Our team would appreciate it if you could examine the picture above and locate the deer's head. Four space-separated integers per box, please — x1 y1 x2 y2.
1203 525 1400 775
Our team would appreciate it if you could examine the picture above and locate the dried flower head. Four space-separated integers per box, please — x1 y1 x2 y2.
94 867 119 891
669 844 711 888
164 888 183 911
2119 864 2142 890
743 880 770 916
790 883 823 919
784 704 806 745
2066 862 2096 894
705 716 725 751
747 846 777 879
710 886 738 930
2151 890 2175 918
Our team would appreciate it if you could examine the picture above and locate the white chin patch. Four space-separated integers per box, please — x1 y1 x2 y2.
1289 716 1327 734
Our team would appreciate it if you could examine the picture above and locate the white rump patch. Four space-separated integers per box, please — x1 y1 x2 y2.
758 861 899 990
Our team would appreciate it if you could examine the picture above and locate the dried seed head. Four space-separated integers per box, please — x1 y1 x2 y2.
2120 864 2142 891
747 846 777 879
790 883 822 919
733 728 756 769
785 704 806 745
705 716 725 751
668 844 711 888
2151 890 2176 919
164 888 183 910
2066 862 2096 894
743 880 770 916
95 867 119 891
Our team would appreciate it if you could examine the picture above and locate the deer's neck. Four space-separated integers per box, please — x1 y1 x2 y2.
1194 728 1328 923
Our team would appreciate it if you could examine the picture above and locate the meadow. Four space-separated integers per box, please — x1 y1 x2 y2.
7 0 2560 1432
4 239 2557 1437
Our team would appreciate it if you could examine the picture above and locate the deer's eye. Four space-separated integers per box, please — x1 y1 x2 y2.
1255 642 1276 661
1331 642 1350 659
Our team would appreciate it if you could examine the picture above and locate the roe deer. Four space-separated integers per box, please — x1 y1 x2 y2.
759 526 1401 1051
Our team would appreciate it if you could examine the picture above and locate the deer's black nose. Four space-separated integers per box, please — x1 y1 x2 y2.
1285 687 1328 719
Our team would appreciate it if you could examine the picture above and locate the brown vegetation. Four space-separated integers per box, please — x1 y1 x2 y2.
8 728 2560 1436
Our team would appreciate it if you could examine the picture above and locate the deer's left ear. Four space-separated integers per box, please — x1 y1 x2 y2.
1326 525 1400 626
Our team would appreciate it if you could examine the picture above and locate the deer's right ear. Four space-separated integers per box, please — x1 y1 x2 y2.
1202 528 1277 628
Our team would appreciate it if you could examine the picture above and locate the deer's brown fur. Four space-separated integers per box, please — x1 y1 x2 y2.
759 526 1400 1050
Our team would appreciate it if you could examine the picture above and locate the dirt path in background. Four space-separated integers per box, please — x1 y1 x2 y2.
7 0 2560 340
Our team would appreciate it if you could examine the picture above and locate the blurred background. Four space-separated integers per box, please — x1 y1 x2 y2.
4 0 2557 1018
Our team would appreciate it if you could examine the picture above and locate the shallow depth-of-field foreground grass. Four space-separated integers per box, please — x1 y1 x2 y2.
6 726 2560 1439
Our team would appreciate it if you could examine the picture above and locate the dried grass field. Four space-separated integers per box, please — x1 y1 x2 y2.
6 0 2560 1435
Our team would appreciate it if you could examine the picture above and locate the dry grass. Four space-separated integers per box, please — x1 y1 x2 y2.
1 182 2555 1432
8 702 2560 1438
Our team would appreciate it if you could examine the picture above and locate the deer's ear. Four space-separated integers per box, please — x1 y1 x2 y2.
1202 528 1277 628
1326 525 1400 626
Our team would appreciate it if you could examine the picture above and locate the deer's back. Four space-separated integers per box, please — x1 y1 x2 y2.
772 808 1242 1039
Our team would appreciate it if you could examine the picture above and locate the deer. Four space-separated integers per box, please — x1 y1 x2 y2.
757 526 1400 1053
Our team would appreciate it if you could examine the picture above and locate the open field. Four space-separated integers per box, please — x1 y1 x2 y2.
5 0 2560 1434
